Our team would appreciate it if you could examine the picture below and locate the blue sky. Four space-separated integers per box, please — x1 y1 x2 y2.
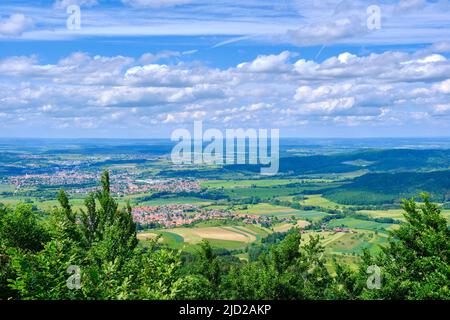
1 0 450 138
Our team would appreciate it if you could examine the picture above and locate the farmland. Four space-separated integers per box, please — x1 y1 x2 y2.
138 224 267 251
358 209 450 223
236 203 301 216
299 194 346 209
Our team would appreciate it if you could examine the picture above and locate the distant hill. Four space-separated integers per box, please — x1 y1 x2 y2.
224 149 450 174
323 170 450 205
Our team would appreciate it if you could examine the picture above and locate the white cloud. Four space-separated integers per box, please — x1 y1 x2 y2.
430 42 450 53
286 16 366 46
125 64 199 87
433 104 450 115
293 52 450 82
409 111 429 120
0 14 34 37
162 110 206 123
237 51 291 73
302 97 356 114
0 0 444 47
295 83 354 103
434 79 450 94
1 49 450 134
40 104 54 112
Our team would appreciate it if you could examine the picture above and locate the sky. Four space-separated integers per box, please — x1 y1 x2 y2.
1 0 450 138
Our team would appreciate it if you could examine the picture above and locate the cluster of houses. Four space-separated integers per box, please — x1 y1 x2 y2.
7 172 98 190
4 170 201 198
132 204 297 229
108 178 200 196
132 204 232 228
135 178 201 193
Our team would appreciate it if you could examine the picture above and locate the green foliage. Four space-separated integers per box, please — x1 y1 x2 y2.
221 231 338 299
0 204 49 252
342 194 450 299
7 239 82 300
172 274 213 299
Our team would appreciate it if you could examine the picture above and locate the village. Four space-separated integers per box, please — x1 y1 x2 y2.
2 170 201 197
132 203 295 229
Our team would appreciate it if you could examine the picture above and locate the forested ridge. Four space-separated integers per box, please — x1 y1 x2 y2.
324 170 450 205
0 172 448 300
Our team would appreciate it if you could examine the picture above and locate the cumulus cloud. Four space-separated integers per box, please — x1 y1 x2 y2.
237 51 291 73
0 14 34 37
1 49 450 134
303 97 356 114
125 64 198 87
295 83 354 103
163 110 206 123
0 52 134 85
293 52 450 82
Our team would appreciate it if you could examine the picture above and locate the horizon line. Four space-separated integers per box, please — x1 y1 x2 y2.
1 136 450 140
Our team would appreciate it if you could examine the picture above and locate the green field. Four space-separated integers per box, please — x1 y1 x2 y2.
200 179 301 189
357 209 405 220
296 211 331 222
137 197 212 206
0 184 15 192
234 202 332 222
300 194 347 209
236 203 300 216
326 217 395 233
221 184 333 200
138 224 267 251
358 209 450 224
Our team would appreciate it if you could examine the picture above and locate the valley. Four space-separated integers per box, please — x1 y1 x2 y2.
1 138 449 269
